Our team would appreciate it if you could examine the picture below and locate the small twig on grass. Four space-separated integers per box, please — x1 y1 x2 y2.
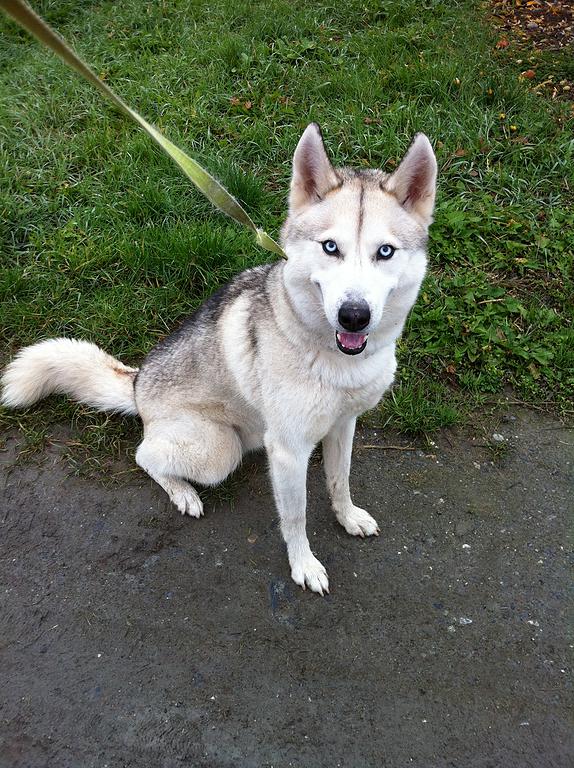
485 398 550 412
477 298 507 305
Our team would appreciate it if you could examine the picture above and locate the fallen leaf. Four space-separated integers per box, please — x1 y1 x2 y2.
529 362 540 379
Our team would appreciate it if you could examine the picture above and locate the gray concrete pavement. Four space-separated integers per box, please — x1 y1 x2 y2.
1 407 572 767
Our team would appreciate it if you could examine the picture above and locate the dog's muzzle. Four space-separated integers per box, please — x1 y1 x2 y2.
335 300 370 354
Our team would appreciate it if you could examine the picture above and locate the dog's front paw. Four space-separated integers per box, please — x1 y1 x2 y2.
290 554 329 595
337 506 379 537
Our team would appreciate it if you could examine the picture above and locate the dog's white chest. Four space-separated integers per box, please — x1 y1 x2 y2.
290 374 386 444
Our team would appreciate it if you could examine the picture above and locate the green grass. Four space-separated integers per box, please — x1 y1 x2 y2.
0 0 572 460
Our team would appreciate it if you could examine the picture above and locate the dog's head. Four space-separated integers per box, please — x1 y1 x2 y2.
281 123 437 355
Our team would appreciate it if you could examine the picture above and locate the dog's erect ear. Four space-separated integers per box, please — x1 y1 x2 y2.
289 123 340 213
387 134 437 225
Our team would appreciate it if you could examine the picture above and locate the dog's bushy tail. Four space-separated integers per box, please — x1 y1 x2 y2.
1 338 139 415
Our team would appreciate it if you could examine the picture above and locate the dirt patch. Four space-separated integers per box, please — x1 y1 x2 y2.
492 0 574 101
1 407 572 767
493 0 573 50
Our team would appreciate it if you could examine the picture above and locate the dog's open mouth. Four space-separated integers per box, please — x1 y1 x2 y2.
335 331 368 355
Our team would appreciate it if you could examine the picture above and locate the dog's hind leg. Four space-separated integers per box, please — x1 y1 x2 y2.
135 414 243 518
322 416 380 537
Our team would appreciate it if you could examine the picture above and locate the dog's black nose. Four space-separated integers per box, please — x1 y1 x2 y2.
338 300 371 332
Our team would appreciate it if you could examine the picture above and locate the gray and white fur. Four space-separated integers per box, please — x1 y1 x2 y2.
1 123 437 594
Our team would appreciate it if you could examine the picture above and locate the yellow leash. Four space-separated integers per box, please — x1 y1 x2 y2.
0 0 287 259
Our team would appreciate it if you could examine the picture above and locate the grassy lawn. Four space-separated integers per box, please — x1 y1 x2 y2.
1 0 572 459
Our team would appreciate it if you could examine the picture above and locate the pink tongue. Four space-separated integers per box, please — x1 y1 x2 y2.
338 332 367 349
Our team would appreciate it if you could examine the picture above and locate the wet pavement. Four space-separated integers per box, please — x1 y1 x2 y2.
0 407 572 767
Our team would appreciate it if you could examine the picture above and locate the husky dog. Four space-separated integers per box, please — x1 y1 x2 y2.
1 124 437 594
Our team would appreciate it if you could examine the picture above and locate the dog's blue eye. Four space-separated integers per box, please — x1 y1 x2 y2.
322 240 339 255
377 244 395 260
